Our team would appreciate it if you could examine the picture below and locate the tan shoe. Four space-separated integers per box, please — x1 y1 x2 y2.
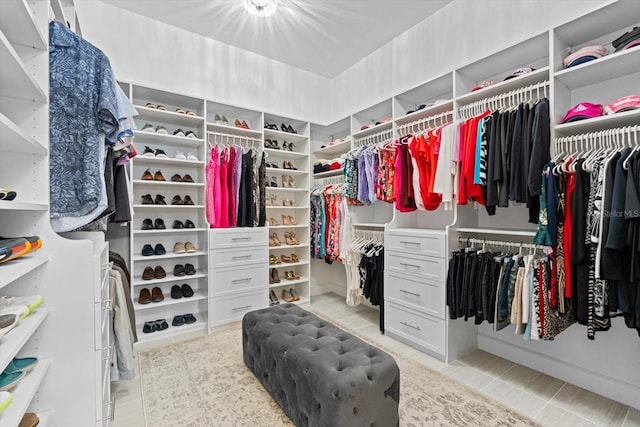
184 242 196 253
173 242 186 254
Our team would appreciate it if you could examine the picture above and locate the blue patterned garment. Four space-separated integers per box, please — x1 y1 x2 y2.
49 21 119 220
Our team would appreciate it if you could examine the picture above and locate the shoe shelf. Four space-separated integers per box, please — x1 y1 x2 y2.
455 66 549 106
270 260 309 268
132 156 204 167
134 290 207 310
132 250 207 262
264 129 309 144
0 252 49 290
132 272 207 287
132 204 205 209
133 105 204 127
0 201 48 211
455 227 537 237
0 359 51 427
394 100 454 127
265 167 307 176
0 0 48 50
268 224 308 229
206 125 262 139
312 141 351 157
266 187 308 193
263 148 307 159
269 243 308 250
0 307 48 373
351 120 393 139
133 130 205 147
131 180 205 189
0 112 47 155
133 228 208 235
554 108 640 136
136 318 206 342
0 30 47 103
554 47 640 89
269 277 308 288
314 169 344 178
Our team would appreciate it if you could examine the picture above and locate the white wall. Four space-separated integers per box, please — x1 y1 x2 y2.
75 0 331 123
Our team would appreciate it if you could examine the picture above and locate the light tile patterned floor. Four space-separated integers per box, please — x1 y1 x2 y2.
110 293 640 427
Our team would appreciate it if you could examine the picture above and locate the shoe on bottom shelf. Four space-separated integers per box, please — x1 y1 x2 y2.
183 313 196 324
0 314 19 338
18 412 39 427
0 391 12 414
0 371 25 392
3 357 38 374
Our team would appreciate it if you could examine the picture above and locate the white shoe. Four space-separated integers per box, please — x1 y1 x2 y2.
186 152 198 161
0 305 30 320
0 295 43 316
0 391 13 413
0 314 19 338
175 151 187 160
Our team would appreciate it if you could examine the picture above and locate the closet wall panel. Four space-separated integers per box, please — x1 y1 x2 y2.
74 0 330 124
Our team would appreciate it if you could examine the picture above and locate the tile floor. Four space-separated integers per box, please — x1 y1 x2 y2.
110 293 640 427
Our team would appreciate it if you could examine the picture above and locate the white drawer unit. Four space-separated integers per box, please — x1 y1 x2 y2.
384 270 446 319
210 289 267 327
385 300 446 357
210 264 267 296
209 246 269 268
386 229 447 258
386 251 446 282
209 227 269 249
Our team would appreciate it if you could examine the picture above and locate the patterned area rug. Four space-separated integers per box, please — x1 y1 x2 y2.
139 319 538 427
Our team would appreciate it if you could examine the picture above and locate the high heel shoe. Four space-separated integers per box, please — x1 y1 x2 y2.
270 268 281 284
281 175 290 188
287 215 297 225
290 253 299 263
290 271 301 280
289 287 300 300
284 232 299 245
271 232 282 246
282 288 295 302
282 214 291 225
280 254 292 263
269 254 281 265
269 194 277 206
269 290 280 305
270 176 278 187
269 217 280 226
288 175 295 188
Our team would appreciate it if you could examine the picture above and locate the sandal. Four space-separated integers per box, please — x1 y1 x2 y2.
269 254 281 265
290 271 301 280
289 287 301 301
282 215 290 225
280 254 292 263
284 232 299 245
287 215 297 225
268 194 277 206
269 217 280 226
271 232 281 246
281 288 295 302
290 253 299 263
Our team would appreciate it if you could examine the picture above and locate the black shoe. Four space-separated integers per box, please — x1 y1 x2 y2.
174 264 185 277
171 284 183 299
185 220 195 229
154 218 166 229
141 244 154 256
141 194 154 205
143 321 156 333
142 218 154 230
183 313 196 324
172 315 185 326
184 263 196 275
182 283 194 297
154 194 167 205
154 244 166 255
142 146 154 156
173 220 185 229
154 148 168 158
155 319 169 330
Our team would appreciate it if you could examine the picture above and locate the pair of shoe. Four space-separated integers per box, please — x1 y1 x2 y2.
269 267 280 284
175 150 199 160
214 114 229 125
282 199 297 206
172 129 198 139
170 174 194 183
284 231 299 245
264 122 278 130
141 124 168 135
0 357 38 392
281 175 295 187
141 146 168 157
282 288 300 302
282 160 297 170
141 243 165 256
234 118 250 129
174 108 196 116
143 319 168 333
269 290 280 305
142 266 166 280
172 313 196 326
141 169 165 181
269 254 282 265
0 236 42 265
284 271 301 281
170 284 194 299
0 295 44 320
172 219 196 229
142 218 166 230
269 232 282 247
173 242 196 253
281 141 296 151
141 194 166 205
0 188 16 201
265 161 279 168
174 263 196 276
138 286 164 303
144 102 167 111
281 215 297 225
268 176 280 187
266 195 278 206
279 253 299 263
281 124 297 134
171 195 195 205
264 139 280 149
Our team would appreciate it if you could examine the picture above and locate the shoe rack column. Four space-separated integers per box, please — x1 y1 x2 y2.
127 84 209 342
263 115 311 305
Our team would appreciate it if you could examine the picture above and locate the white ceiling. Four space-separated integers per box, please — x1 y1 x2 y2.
96 0 453 78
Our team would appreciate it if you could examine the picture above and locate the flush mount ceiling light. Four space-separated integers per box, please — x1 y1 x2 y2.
244 0 278 17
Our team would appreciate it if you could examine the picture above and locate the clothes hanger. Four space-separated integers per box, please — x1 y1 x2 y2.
622 127 639 170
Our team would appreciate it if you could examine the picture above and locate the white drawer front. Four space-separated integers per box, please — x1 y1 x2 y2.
210 264 267 296
210 228 268 249
210 290 267 327
386 230 446 258
386 251 445 282
385 271 445 319
210 246 268 268
385 301 445 355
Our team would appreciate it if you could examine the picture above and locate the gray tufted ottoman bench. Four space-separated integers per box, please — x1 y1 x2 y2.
242 303 400 427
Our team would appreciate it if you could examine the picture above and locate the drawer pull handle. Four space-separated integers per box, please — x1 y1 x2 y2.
232 305 252 312
400 321 421 331
399 240 420 246
231 237 252 241
400 289 421 297
232 255 252 260
231 278 252 283
399 262 421 269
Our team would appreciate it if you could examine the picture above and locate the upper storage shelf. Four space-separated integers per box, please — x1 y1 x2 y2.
0 0 47 50
394 72 453 124
0 30 47 102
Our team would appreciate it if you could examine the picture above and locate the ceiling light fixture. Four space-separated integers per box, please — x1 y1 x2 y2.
244 0 278 17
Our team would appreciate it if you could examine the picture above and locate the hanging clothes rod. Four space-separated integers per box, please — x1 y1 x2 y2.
552 125 639 158
459 237 544 250
354 229 384 242
353 128 394 147
207 131 261 147
314 175 344 187
458 80 549 119
397 110 453 136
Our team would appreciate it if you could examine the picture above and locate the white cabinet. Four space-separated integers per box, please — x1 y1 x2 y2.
208 228 268 328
